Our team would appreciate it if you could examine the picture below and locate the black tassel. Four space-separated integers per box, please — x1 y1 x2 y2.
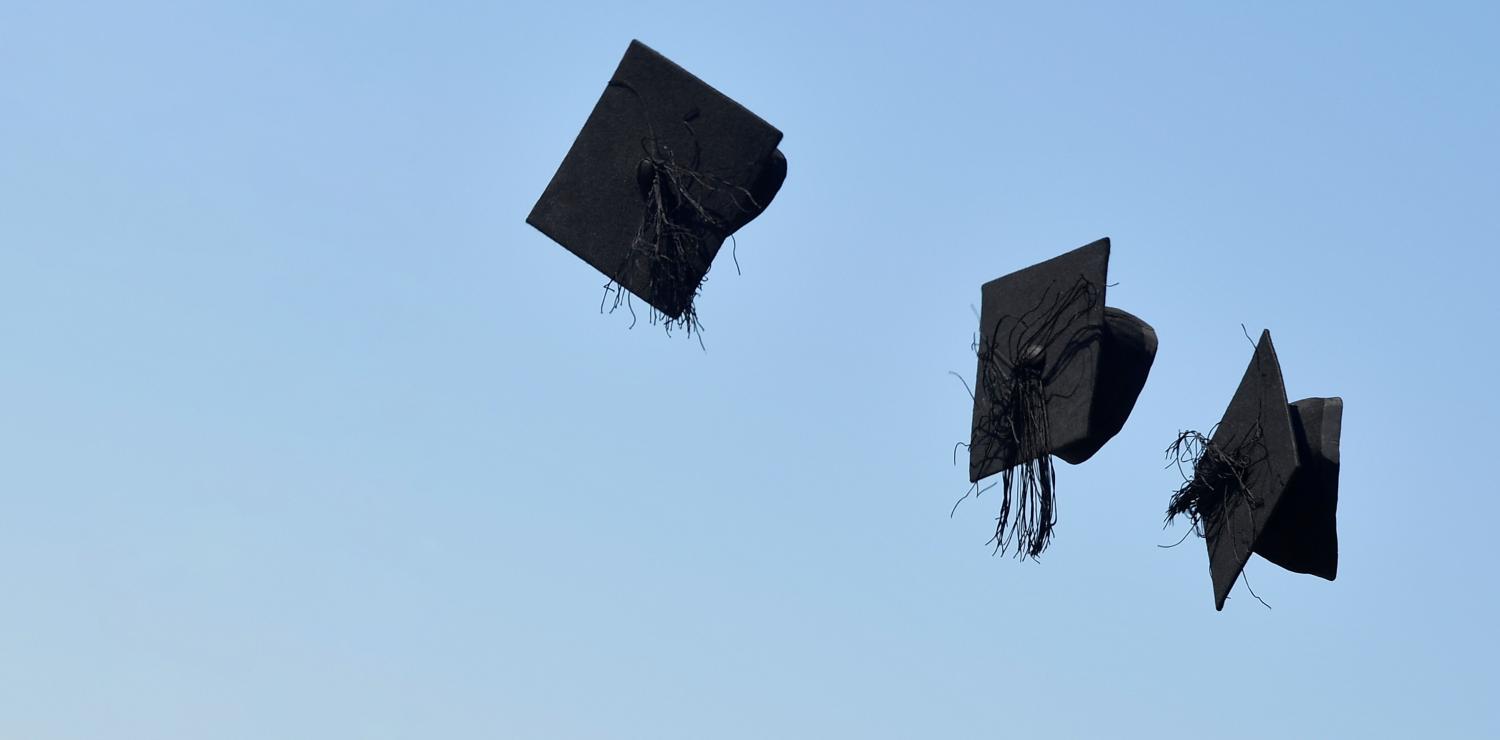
1164 425 1264 541
603 83 758 340
982 344 1056 558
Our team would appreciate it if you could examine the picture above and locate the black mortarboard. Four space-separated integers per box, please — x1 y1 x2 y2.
1165 330 1342 610
527 40 787 335
964 238 1158 558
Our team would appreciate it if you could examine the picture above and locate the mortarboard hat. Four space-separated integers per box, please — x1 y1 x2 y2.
964 238 1158 558
1165 330 1342 610
527 40 787 336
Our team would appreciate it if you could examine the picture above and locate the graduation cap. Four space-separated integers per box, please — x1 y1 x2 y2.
527 40 787 336
964 238 1158 558
1164 330 1342 610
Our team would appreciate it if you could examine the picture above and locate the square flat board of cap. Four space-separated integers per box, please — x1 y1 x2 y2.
1205 330 1301 610
970 239 1110 482
526 40 784 318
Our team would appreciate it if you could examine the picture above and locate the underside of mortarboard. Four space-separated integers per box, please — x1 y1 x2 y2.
964 238 1157 558
527 40 787 334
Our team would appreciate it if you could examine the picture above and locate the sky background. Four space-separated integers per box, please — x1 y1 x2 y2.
2 2 1497 738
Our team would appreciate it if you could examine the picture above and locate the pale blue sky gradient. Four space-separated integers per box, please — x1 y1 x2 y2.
2 2 1497 738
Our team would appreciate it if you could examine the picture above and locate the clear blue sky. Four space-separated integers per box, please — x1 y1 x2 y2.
2 2 1496 738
